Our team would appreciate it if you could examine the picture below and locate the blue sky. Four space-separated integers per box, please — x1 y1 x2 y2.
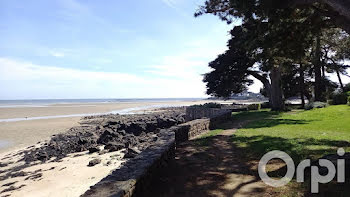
1 0 348 100
0 0 249 99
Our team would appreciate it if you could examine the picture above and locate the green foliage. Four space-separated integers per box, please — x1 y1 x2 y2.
344 83 350 92
203 48 254 97
305 102 327 110
197 0 350 111
190 102 221 109
348 96 350 106
331 92 348 105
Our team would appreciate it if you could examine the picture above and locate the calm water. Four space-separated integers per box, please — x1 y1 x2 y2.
0 98 204 108
0 98 205 122
0 140 12 149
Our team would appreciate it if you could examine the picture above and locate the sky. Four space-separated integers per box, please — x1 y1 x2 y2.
0 0 246 99
0 0 348 100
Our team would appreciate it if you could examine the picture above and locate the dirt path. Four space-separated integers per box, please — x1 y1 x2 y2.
148 120 273 197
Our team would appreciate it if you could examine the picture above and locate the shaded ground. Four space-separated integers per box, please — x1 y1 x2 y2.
148 119 273 197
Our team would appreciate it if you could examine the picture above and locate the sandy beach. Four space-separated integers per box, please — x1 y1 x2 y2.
0 103 192 197
0 146 126 197
0 99 265 196
0 100 210 153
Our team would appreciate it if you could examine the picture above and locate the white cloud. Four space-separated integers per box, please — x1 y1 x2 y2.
0 57 209 99
161 0 190 17
161 0 177 9
58 0 131 35
146 56 208 78
58 0 90 19
50 51 65 58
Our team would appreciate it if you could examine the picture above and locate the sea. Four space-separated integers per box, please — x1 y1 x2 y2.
0 98 205 123
0 98 204 107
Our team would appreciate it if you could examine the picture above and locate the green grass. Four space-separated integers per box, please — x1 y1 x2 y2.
200 129 224 138
201 105 350 196
232 105 350 162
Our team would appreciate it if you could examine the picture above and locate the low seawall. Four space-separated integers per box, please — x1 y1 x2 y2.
185 107 232 121
82 109 232 197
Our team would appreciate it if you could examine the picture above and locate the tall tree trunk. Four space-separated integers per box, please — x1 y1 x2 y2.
248 71 272 105
314 34 323 101
269 66 284 111
321 62 325 77
299 63 306 108
336 69 344 91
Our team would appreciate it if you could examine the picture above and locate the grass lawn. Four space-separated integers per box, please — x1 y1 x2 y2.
193 105 350 196
232 105 350 163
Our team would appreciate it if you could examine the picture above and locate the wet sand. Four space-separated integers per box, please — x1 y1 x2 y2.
0 101 202 119
0 117 81 153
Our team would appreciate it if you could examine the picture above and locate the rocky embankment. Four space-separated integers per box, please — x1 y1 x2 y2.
20 108 186 163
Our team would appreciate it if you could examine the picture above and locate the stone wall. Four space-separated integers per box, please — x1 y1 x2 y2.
171 118 210 143
82 111 231 197
185 107 232 121
82 131 175 197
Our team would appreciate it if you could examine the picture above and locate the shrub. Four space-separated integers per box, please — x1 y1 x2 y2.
327 99 334 105
191 102 221 109
348 96 350 106
332 93 348 105
260 102 270 109
305 102 327 110
314 102 327 108
247 103 261 111
305 102 314 110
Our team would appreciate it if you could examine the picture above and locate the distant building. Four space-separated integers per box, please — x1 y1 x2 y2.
229 91 265 100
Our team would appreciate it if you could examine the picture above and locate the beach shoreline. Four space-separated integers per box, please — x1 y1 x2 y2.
0 100 210 153
0 108 187 197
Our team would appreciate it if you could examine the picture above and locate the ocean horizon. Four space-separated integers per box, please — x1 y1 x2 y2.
0 98 207 107
0 98 208 122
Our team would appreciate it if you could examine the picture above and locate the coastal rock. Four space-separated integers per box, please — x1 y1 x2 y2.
88 147 100 154
124 147 141 158
0 162 8 167
21 108 186 163
97 130 122 145
10 171 28 178
104 142 125 152
88 158 101 167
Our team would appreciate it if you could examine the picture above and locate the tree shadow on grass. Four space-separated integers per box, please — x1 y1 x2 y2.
230 135 350 197
231 135 350 163
148 134 350 197
148 135 268 197
242 118 312 129
215 110 314 130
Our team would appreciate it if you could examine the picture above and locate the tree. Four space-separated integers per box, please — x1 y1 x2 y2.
197 0 349 109
203 48 254 98
320 28 350 92
200 4 320 110
195 0 350 33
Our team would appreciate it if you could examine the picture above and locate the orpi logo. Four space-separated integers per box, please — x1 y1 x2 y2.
258 149 345 193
